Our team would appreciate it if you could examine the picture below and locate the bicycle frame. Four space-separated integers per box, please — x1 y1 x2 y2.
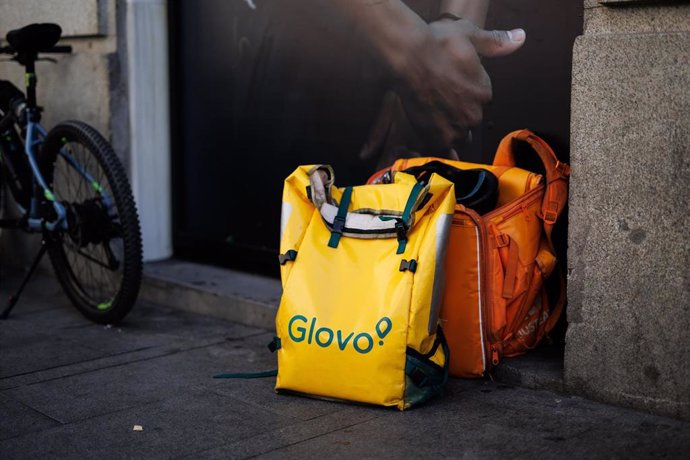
1 23 143 323
23 114 66 231
0 38 115 233
1 107 115 232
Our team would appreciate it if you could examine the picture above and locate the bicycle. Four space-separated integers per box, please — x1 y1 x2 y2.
0 23 142 324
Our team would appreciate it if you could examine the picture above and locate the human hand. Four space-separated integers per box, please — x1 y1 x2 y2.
360 90 461 168
387 18 526 152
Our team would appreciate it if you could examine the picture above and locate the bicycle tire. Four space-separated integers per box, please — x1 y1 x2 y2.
40 121 142 324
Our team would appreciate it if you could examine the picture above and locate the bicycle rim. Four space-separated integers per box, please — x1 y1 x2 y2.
42 122 142 323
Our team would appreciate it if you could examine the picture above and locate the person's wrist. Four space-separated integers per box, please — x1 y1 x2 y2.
384 22 431 84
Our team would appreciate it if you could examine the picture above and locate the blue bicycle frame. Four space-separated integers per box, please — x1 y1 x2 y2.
21 116 115 232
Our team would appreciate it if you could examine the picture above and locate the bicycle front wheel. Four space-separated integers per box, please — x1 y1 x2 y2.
40 121 142 324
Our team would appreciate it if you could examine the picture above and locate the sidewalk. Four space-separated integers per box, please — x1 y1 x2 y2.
1 272 689 459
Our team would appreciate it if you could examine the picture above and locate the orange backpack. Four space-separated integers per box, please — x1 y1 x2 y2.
368 130 570 377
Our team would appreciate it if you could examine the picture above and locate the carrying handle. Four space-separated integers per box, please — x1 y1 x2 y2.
493 130 570 247
308 166 427 252
308 165 335 209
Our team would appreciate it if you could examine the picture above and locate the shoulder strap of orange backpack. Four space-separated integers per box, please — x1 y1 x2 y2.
543 265 566 334
494 130 569 335
493 129 570 251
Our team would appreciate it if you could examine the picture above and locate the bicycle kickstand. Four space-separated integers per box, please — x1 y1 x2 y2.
1 239 49 320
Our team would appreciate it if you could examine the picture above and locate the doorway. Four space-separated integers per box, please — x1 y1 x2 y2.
168 0 582 277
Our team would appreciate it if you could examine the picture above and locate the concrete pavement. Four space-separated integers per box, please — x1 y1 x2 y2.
1 272 689 459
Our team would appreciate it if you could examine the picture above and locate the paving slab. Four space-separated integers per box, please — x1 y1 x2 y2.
1 271 689 458
493 344 564 393
197 406 384 459
0 387 297 458
0 392 60 441
3 334 275 424
253 381 690 460
0 333 107 379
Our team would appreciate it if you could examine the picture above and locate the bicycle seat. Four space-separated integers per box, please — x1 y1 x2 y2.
6 23 62 53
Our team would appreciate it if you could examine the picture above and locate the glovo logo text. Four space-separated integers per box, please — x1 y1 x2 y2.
288 315 392 354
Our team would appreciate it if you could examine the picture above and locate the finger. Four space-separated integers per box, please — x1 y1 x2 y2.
471 27 526 58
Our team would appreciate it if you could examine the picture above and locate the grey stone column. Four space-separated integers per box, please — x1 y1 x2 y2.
566 0 690 420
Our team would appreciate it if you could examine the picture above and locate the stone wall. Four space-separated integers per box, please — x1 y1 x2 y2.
566 0 690 420
0 0 128 268
0 0 127 154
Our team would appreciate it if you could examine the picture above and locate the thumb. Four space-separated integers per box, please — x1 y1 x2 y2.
471 28 525 58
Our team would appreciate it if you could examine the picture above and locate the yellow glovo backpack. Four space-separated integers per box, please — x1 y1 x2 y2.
275 165 456 409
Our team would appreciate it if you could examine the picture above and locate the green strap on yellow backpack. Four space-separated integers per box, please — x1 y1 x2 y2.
213 369 277 379
213 337 280 379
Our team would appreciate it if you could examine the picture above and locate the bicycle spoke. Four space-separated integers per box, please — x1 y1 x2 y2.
62 239 118 270
36 121 141 323
52 141 125 306
101 240 121 270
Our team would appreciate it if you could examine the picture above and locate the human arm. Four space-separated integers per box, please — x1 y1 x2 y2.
439 0 489 27
326 0 524 152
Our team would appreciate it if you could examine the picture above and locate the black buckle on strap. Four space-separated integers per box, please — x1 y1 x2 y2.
399 259 418 273
395 220 407 241
278 250 297 265
332 215 346 235
267 336 281 352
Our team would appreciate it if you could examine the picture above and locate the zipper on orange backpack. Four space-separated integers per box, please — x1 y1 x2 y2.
484 186 543 222
465 207 498 371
